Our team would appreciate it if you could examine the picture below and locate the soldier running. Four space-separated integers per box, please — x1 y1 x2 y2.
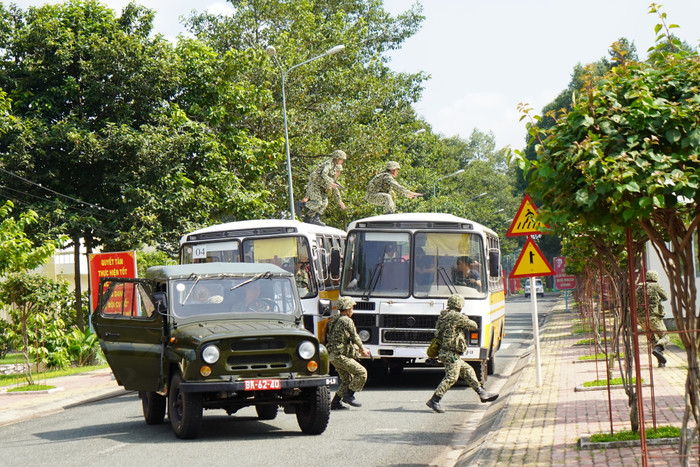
326 296 371 410
635 270 670 367
301 149 347 225
426 294 498 413
365 161 422 214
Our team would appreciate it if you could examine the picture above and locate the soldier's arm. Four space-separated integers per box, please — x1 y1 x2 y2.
457 313 478 331
656 285 669 301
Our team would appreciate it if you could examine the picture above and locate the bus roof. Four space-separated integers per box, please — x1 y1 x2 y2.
180 219 346 245
347 212 496 236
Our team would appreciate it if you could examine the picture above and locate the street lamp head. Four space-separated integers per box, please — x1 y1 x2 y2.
265 45 277 57
414 128 426 136
326 44 346 55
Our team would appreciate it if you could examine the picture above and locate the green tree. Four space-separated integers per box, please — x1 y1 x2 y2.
185 0 428 226
515 6 700 461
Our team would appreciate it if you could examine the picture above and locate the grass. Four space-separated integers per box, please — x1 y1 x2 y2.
669 333 685 350
583 377 642 387
0 364 108 388
589 425 681 443
7 383 55 392
575 337 609 345
578 353 623 361
0 352 23 365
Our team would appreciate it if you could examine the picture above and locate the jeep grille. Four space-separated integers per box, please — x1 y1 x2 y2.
227 354 291 370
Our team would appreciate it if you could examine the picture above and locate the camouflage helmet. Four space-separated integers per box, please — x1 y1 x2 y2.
385 161 401 171
336 296 356 311
446 294 465 310
646 270 660 282
332 149 347 160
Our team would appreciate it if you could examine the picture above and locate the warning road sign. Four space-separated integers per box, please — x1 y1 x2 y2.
509 236 555 278
507 194 547 237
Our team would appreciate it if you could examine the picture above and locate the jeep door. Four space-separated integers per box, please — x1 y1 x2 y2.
92 278 164 391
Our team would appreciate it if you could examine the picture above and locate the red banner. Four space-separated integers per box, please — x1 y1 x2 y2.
89 251 137 311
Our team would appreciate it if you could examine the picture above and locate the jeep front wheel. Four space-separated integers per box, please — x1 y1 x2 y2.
296 386 330 435
168 371 203 439
140 390 166 425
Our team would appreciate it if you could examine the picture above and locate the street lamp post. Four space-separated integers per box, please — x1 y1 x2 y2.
432 169 465 212
266 44 345 219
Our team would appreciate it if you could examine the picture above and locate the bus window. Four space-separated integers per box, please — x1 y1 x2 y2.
413 232 486 298
242 236 316 298
181 240 241 264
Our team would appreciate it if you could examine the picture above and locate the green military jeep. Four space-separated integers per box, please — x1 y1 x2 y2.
92 262 336 439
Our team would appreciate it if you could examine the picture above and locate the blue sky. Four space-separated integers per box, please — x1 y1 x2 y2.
10 0 700 150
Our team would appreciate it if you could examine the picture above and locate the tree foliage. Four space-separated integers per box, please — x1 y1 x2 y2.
515 5 700 458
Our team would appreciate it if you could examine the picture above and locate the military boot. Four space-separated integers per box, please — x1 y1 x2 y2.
426 394 444 413
476 386 499 403
342 391 362 407
330 394 348 410
303 214 312 224
311 213 326 226
653 345 667 366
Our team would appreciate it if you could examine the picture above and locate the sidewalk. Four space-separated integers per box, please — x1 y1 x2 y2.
0 367 127 427
458 300 697 467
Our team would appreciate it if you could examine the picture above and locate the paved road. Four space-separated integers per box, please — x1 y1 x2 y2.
0 294 558 467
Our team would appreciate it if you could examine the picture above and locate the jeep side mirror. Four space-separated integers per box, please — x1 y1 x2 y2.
318 298 332 316
153 292 168 315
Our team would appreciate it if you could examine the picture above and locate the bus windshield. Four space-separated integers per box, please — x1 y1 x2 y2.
341 231 487 299
180 236 316 299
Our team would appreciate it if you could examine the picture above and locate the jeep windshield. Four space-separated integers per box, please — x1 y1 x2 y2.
171 274 299 318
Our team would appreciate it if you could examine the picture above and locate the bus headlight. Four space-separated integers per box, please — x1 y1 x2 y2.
297 340 316 359
201 345 220 364
358 329 371 343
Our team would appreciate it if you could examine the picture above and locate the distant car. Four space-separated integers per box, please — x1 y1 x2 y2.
92 262 336 439
524 278 544 298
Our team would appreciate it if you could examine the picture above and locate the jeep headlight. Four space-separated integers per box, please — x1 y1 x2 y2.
201 345 220 364
297 340 316 359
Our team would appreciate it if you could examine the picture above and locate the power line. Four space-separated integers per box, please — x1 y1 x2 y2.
0 166 115 213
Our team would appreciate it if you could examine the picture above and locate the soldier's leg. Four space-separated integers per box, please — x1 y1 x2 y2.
434 357 460 398
345 359 368 393
651 316 669 348
459 360 498 402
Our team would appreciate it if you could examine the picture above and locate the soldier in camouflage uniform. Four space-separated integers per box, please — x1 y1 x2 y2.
326 296 371 410
365 161 422 214
426 294 498 413
635 270 670 367
301 150 347 225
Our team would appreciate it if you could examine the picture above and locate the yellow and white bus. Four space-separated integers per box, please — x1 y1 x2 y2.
179 219 346 339
340 213 505 381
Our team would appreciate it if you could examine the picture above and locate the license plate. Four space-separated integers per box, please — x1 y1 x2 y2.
244 378 281 391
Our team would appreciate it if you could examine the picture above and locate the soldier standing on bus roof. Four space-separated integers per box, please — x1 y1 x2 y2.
300 150 347 226
365 161 422 214
426 294 498 413
326 296 371 410
635 270 670 367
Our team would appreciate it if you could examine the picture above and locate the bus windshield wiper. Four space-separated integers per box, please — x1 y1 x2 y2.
363 262 384 301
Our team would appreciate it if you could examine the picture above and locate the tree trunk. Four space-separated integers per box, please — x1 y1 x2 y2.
72 234 83 331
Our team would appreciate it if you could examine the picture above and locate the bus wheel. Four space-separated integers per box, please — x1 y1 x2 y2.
487 354 496 375
470 360 488 385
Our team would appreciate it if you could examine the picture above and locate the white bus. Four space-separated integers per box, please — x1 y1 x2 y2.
179 219 346 339
340 213 505 381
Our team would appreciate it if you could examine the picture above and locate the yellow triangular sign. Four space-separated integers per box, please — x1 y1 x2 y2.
509 236 555 278
507 194 547 237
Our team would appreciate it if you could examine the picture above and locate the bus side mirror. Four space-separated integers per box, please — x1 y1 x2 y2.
489 250 500 278
153 292 168 315
329 248 341 280
318 298 332 316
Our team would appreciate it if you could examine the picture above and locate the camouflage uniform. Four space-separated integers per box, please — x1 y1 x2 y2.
365 162 411 214
433 300 480 397
635 270 670 366
326 296 368 409
303 150 345 224
426 294 498 413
